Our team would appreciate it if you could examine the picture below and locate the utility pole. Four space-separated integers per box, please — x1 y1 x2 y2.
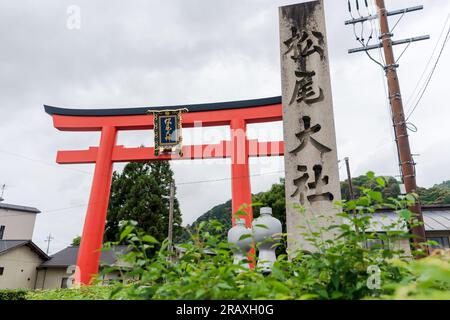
346 0 428 255
45 233 54 254
376 0 427 254
0 184 5 202
344 157 355 201
344 157 359 234
167 181 175 254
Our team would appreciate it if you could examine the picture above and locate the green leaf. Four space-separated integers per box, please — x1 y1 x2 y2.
119 226 134 242
142 235 159 244
369 191 383 203
357 196 370 206
397 209 412 220
238 234 252 241
376 177 386 187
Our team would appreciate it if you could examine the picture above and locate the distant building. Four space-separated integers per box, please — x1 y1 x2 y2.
0 199 131 290
0 240 49 289
0 242 130 290
369 204 450 252
35 245 131 289
0 202 40 240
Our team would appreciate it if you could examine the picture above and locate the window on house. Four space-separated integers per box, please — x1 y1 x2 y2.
61 277 69 289
427 237 450 249
0 267 4 276
0 225 5 240
365 238 385 249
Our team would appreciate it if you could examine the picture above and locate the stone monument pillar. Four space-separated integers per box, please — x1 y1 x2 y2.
279 1 341 254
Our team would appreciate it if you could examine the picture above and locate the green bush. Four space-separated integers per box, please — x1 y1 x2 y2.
100 172 443 300
379 249 450 300
27 286 111 300
0 289 27 300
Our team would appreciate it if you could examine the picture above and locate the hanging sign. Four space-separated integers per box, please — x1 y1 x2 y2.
147 108 188 156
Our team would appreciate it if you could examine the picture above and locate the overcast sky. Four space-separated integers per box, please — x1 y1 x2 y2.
0 0 449 254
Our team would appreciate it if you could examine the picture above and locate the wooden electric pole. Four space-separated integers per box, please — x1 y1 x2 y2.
168 181 175 254
45 233 54 254
345 0 429 255
375 0 427 254
345 157 359 234
344 157 355 201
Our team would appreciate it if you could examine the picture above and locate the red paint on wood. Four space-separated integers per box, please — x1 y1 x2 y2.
75 126 117 285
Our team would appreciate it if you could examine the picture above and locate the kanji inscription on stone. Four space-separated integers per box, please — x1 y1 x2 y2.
279 1 342 254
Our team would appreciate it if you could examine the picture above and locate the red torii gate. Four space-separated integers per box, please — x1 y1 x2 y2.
45 96 284 285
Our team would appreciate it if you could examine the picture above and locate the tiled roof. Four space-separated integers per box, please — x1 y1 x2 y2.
0 240 49 260
0 202 40 214
39 245 131 268
368 205 450 232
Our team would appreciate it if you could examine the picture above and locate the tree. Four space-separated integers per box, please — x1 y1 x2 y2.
104 161 182 243
434 180 450 190
417 187 450 205
71 236 81 246
340 175 400 201
190 175 450 239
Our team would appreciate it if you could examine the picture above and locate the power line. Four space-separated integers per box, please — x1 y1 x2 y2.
177 169 284 186
0 169 286 218
349 0 385 69
405 12 450 109
406 19 450 121
0 149 92 175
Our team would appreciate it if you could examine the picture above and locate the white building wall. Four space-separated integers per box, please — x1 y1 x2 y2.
35 267 125 289
0 209 36 240
0 246 44 289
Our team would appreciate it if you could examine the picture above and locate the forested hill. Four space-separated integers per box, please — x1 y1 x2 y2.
188 176 450 230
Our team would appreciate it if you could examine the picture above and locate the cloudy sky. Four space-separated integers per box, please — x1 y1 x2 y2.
0 0 449 254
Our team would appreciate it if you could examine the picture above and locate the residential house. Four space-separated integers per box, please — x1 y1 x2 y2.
35 245 131 289
367 204 450 252
0 201 40 240
0 240 49 289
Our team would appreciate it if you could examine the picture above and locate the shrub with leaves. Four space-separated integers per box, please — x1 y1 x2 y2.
379 249 450 300
102 172 443 300
27 286 111 300
0 289 27 300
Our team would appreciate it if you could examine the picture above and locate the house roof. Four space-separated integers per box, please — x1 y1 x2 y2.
369 205 450 232
0 240 49 260
38 245 131 268
0 202 41 214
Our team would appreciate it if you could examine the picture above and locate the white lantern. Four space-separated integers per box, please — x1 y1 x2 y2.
252 207 282 273
227 218 252 267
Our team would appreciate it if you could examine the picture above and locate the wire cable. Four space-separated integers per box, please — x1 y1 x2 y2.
406 13 450 117
405 24 450 121
390 11 406 33
395 40 412 64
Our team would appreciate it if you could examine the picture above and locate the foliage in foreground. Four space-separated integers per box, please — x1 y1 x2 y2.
0 289 27 300
380 249 450 300
26 286 111 300
100 172 449 300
